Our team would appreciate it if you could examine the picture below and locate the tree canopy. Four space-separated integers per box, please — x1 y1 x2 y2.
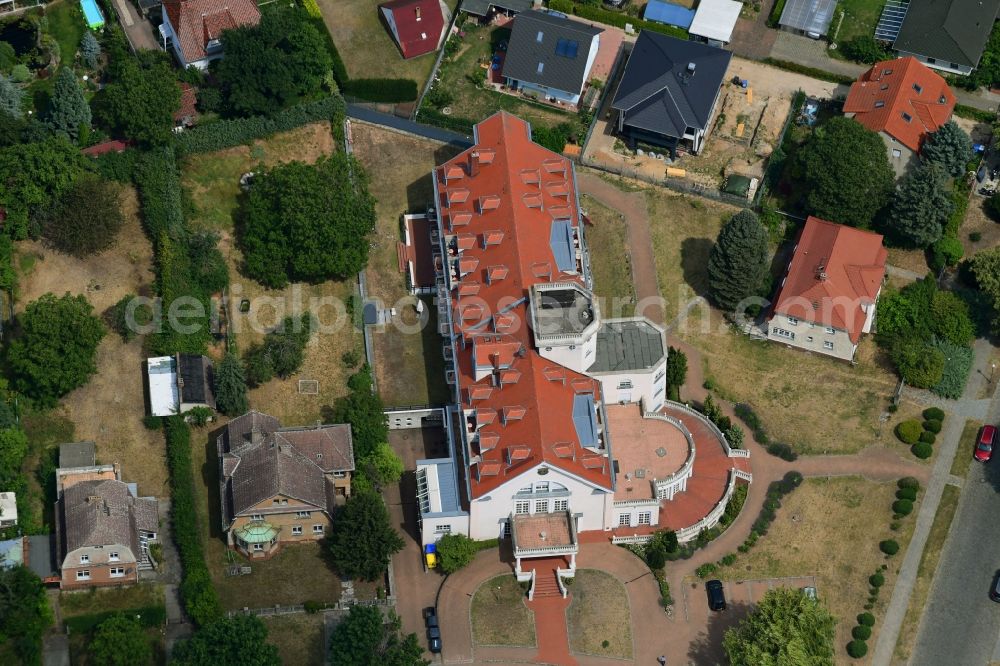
47 67 92 142
238 155 376 288
0 566 52 665
885 161 953 248
922 121 973 177
214 351 249 415
93 49 180 146
331 364 388 460
354 441 404 493
723 587 835 666
969 246 1000 334
798 117 894 227
707 210 770 312
171 616 280 666
0 75 23 119
88 614 152 666
328 606 428 666
213 6 332 117
243 314 315 386
8 293 105 406
436 534 481 574
40 175 124 257
327 490 404 582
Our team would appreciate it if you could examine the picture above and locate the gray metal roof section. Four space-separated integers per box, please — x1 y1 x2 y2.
588 320 666 372
893 0 1000 68
502 10 603 96
460 0 533 17
59 441 97 469
572 393 598 447
549 220 575 272
778 0 836 34
417 458 462 514
611 31 732 138
27 534 56 578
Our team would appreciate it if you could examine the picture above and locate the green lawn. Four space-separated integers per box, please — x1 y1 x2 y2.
60 583 165 618
46 0 87 67
428 22 582 131
832 0 886 44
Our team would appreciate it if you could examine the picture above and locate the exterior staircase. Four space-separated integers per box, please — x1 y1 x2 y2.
531 570 562 599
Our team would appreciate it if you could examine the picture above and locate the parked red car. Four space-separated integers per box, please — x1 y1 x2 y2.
974 425 997 462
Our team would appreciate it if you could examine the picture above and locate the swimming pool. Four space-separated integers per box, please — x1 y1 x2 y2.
80 0 105 30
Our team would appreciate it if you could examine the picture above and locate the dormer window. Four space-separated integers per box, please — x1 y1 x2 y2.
874 101 885 108
902 112 912 122
883 69 892 75
939 95 947 104
537 62 544 74
912 83 922 94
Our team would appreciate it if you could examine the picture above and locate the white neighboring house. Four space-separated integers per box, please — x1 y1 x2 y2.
0 492 16 529
688 0 742 46
146 354 216 417
160 0 261 70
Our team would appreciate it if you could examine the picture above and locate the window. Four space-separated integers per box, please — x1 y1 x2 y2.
292 526 303 535
882 68 893 75
250 514 263 521
912 83 922 94
80 554 89 564
654 385 664 398
296 511 311 519
515 500 530 515
823 341 835 350
534 481 549 493
638 512 652 525
787 316 799 325
617 380 633 390
536 61 544 74
806 336 814 343
110 567 125 578
272 499 280 505
654 369 665 383
902 112 912 122
892 149 902 158
434 524 452 534
535 500 549 513
825 327 835 335
76 570 90 580
109 552 119 562
553 499 568 512
926 57 936 64
536 30 544 42
940 95 948 104
618 514 631 527
874 100 885 108
772 328 794 340
312 525 325 534
252 543 264 552
585 348 593 358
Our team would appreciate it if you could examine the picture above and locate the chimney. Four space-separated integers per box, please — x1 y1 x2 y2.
469 150 479 177
415 6 421 20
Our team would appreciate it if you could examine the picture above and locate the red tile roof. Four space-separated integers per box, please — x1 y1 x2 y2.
163 0 260 65
379 0 445 59
770 217 887 343
437 112 613 498
843 56 955 153
174 83 198 124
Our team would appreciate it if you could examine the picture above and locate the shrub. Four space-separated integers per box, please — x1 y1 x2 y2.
143 415 162 430
893 499 914 516
761 58 855 85
923 407 945 421
767 442 798 461
696 563 717 578
880 539 900 556
898 477 920 490
342 78 418 103
896 487 917 501
869 572 885 588
840 36 892 64
929 338 974 399
923 419 942 433
720 553 737 566
781 471 804 491
857 612 875 626
919 431 936 444
852 625 872 641
847 640 868 659
63 606 166 633
895 420 923 445
912 443 933 459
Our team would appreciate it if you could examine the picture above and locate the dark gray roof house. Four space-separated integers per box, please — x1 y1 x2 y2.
501 10 603 101
892 0 1000 72
611 31 731 155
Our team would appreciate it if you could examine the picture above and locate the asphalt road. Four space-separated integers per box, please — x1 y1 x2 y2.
911 435 1000 665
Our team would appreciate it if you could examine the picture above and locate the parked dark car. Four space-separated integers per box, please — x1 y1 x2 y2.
423 606 439 629
991 572 1000 602
427 626 442 653
706 579 726 611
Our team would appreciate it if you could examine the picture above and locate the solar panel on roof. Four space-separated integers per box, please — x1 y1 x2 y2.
555 37 579 59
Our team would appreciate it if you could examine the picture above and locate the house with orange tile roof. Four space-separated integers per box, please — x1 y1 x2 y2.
413 112 751 580
160 0 261 70
767 216 887 361
843 56 956 177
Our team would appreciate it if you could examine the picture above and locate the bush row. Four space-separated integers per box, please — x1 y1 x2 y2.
953 104 996 123
767 0 789 26
343 79 419 103
547 0 688 40
417 107 477 136
761 58 856 85
64 606 167 634
164 416 222 627
174 95 347 156
732 472 802 557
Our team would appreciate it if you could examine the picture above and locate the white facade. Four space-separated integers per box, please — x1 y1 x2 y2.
508 34 600 105
0 492 16 528
895 50 973 76
159 14 221 70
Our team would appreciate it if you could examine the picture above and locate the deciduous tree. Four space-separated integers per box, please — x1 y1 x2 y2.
47 67 91 141
93 49 180 146
172 616 280 666
331 364 388 460
0 566 52 665
665 346 687 394
922 120 973 177
723 587 835 666
707 210 770 312
354 441 404 493
328 606 428 666
327 491 404 582
238 155 376 288
0 135 89 238
214 352 248 415
436 533 481 574
40 175 124 256
8 293 105 406
799 117 894 227
88 614 151 666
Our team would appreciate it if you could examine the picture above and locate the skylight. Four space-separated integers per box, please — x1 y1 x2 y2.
555 38 579 59
902 112 912 122
875 101 885 108
537 61 544 74
912 83 922 94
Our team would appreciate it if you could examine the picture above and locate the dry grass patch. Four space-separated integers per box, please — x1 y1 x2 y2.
581 195 635 317
951 420 984 479
885 247 930 276
471 575 535 647
263 613 327 666
962 196 1000 257
894 484 960 664
643 185 912 454
566 569 632 659
60 582 165 617
721 477 918 662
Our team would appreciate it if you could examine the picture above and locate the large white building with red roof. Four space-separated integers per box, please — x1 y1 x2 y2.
414 113 751 576
160 0 261 70
767 216 888 361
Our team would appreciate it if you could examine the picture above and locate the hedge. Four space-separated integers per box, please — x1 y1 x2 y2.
768 0 789 27
93 147 140 183
923 419 942 433
857 612 875 626
343 78 418 103
417 107 476 135
912 443 933 459
64 606 167 633
767 442 798 461
174 95 347 156
895 420 922 445
165 416 222 626
923 407 945 421
847 640 868 658
852 625 872 641
880 539 899 556
954 104 997 122
548 0 688 40
761 58 856 85
896 487 917 501
893 498 914 515
918 431 936 444
869 572 885 588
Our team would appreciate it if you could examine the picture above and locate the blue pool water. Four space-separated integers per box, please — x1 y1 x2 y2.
80 0 105 30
